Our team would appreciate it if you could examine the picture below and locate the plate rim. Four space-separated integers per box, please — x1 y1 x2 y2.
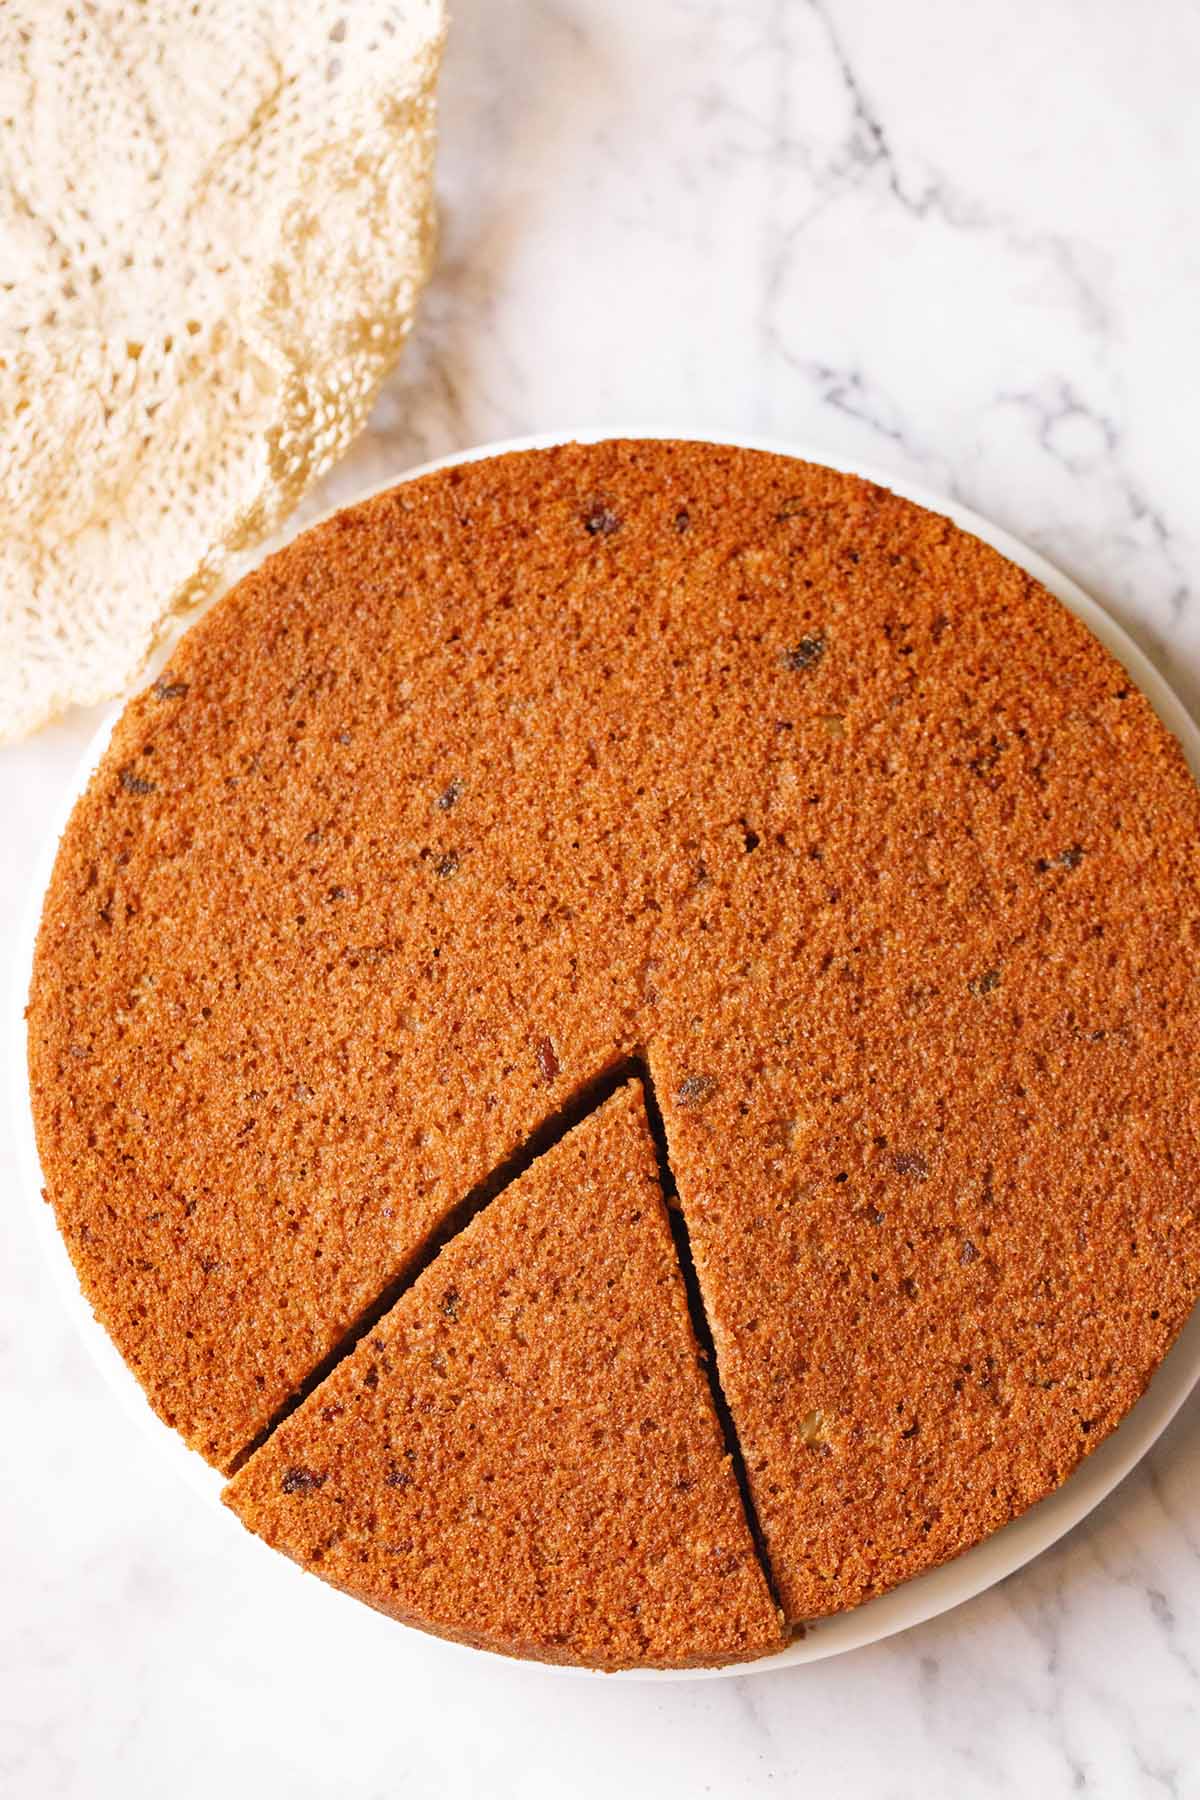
12 427 1200 1683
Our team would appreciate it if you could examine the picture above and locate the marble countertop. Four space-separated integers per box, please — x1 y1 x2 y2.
5 2 1200 1794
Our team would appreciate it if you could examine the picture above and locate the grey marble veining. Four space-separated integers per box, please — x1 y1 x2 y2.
3 3 1200 1794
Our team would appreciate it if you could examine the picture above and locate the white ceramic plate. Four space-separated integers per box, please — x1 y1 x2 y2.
13 431 1200 1681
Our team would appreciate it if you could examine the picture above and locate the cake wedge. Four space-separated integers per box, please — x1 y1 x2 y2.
223 1080 784 1669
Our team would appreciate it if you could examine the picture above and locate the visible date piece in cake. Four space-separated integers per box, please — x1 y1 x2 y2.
780 634 826 673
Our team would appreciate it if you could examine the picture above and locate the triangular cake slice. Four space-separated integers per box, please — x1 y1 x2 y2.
223 1081 784 1669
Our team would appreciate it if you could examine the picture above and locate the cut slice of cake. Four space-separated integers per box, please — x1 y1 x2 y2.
222 1080 785 1669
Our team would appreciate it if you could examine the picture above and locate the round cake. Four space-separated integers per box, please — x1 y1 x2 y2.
28 439 1200 1668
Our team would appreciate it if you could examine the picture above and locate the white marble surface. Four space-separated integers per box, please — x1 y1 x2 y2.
4 2 1200 1793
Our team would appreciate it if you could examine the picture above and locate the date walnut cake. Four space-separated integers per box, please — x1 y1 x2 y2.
29 440 1200 1667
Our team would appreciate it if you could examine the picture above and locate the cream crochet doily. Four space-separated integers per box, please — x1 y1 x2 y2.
0 0 446 741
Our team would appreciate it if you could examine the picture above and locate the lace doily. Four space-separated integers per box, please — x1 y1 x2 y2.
0 0 446 741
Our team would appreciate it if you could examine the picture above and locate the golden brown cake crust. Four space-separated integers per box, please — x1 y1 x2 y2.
29 439 1200 1637
222 1082 785 1670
